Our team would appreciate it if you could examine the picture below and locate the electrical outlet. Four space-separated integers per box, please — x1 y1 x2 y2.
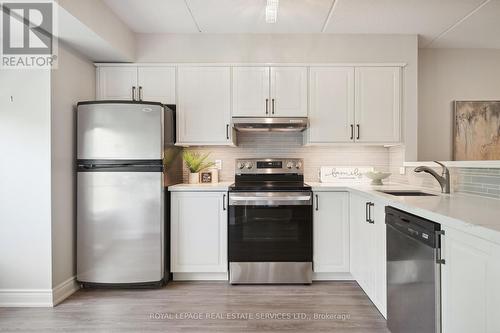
399 167 406 175
215 160 222 170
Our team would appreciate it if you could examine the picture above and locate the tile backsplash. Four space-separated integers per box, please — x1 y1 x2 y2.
183 132 390 182
180 135 500 199
388 146 500 199
456 168 500 199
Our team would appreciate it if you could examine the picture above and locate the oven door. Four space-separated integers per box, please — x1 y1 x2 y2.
228 191 313 262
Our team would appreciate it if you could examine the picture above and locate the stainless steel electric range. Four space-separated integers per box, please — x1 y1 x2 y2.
228 158 313 284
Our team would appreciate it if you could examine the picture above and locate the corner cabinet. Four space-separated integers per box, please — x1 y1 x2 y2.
312 192 350 274
171 191 228 276
177 66 235 146
441 227 500 333
96 65 176 104
350 192 387 318
232 66 307 117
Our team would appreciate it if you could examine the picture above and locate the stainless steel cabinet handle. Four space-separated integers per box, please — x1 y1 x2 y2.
226 124 229 140
272 98 275 115
265 98 269 115
356 124 360 140
365 202 369 222
132 86 136 101
223 194 226 211
138 86 143 101
315 194 319 211
350 124 354 140
368 202 375 224
435 230 445 264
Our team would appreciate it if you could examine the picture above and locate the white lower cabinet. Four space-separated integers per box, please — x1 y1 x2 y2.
171 192 228 275
349 192 387 318
441 227 500 333
313 192 350 273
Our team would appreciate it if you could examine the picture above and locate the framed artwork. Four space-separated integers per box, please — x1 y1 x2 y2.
454 101 500 161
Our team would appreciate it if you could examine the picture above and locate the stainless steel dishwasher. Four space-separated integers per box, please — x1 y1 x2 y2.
386 206 444 333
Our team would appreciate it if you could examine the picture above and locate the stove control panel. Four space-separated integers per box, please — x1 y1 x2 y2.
235 158 304 174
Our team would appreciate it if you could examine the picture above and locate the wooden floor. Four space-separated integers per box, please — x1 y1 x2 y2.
0 282 389 333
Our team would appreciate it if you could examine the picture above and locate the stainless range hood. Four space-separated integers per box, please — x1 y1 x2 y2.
232 117 308 132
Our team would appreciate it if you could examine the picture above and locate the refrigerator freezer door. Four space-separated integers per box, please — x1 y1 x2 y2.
77 171 164 284
77 102 163 160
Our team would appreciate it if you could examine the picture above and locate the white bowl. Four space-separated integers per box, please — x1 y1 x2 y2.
365 171 391 185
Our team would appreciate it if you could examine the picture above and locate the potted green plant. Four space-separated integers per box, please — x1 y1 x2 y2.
183 151 215 184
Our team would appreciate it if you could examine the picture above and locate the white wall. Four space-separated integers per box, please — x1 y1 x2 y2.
57 0 136 61
0 69 52 293
418 48 500 161
137 33 419 161
50 44 95 288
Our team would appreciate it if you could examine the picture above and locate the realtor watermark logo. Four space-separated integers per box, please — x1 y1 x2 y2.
1 1 58 68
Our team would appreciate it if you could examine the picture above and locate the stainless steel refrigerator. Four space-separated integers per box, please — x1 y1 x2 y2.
76 101 181 287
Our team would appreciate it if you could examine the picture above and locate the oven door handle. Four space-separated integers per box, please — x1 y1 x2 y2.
229 192 312 206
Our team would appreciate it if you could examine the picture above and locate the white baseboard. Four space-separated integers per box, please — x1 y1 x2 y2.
0 276 80 308
173 272 228 281
173 272 353 282
0 289 53 307
52 276 80 306
313 272 354 281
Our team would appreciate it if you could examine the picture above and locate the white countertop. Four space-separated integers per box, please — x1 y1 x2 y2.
168 181 500 244
309 182 500 245
168 182 232 192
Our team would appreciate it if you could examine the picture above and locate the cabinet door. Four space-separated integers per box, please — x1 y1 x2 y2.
177 67 232 145
370 200 387 318
171 192 228 273
349 193 368 284
232 67 270 117
354 67 401 143
441 227 500 333
313 192 349 273
309 67 355 143
270 67 308 117
137 66 176 104
97 66 137 100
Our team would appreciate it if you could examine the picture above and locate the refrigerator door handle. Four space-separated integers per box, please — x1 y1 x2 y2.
132 86 136 101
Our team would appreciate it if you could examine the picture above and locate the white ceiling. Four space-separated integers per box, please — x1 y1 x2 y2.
103 0 500 48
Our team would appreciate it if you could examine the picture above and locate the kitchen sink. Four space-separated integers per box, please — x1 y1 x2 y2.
377 190 437 197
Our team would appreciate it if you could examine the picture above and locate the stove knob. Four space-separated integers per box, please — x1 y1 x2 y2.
295 161 302 169
286 161 294 169
245 162 253 169
237 162 245 169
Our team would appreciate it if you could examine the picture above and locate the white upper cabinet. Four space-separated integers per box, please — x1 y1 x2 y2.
96 63 403 146
308 67 355 143
177 66 233 145
97 66 176 104
354 67 401 143
137 66 176 104
313 192 350 273
232 66 308 117
232 67 270 117
97 66 138 100
270 67 308 117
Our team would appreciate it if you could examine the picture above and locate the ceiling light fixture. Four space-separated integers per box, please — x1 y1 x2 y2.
265 0 279 24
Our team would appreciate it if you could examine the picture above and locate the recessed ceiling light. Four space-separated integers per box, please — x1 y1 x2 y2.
265 0 279 24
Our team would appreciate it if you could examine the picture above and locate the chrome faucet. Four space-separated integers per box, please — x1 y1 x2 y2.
414 161 451 194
